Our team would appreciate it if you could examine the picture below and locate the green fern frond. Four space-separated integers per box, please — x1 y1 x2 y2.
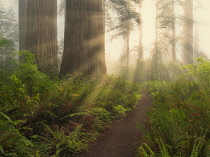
137 143 155 157
59 112 89 120
0 146 4 155
0 112 12 121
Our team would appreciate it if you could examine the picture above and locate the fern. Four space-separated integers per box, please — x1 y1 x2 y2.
137 143 155 157
0 146 4 155
157 138 171 157
59 111 89 120
138 77 210 156
190 135 205 157
0 112 36 156
38 122 87 156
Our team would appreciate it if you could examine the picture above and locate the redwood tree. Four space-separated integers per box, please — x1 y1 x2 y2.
26 0 58 74
60 0 107 76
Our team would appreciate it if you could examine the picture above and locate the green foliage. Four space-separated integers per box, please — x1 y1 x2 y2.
0 37 17 76
112 105 129 117
137 59 210 156
0 38 10 47
0 5 18 63
0 51 52 121
138 139 171 157
106 0 139 39
33 123 88 157
184 57 210 86
0 112 37 157
0 53 141 156
96 75 141 109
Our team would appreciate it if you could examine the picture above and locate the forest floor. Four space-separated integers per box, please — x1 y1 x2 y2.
77 93 152 157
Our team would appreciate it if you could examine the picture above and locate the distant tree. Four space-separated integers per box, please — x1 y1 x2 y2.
60 0 107 76
106 0 139 67
0 1 18 61
171 0 176 61
0 1 7 35
19 0 27 51
4 8 18 42
138 0 143 61
154 0 159 79
26 0 58 74
193 22 199 58
133 0 144 81
155 0 178 62
182 0 193 64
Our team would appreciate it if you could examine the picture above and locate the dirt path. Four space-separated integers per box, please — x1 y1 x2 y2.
78 93 152 157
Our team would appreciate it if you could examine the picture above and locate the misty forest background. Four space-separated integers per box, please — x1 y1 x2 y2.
1 0 210 156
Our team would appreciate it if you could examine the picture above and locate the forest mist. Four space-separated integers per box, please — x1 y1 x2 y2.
2 1 210 156
2 0 210 75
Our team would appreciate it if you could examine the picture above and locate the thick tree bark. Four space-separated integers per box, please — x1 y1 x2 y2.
60 0 107 76
19 0 27 51
26 0 58 74
182 0 193 64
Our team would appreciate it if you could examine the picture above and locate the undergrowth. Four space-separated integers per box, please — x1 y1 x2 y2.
137 58 210 157
0 51 141 156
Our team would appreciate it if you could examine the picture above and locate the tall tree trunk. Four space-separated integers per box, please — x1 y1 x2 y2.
138 0 143 61
0 2 3 34
87 0 107 75
171 0 176 61
26 0 58 74
19 0 27 51
126 0 130 68
193 21 199 58
0 3 3 61
126 32 130 67
154 0 159 80
60 0 107 76
182 0 193 64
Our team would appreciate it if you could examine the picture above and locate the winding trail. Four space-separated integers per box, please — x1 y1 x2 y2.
78 93 152 157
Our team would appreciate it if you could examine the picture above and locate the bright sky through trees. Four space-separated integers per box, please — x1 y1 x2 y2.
3 0 210 60
105 0 210 62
